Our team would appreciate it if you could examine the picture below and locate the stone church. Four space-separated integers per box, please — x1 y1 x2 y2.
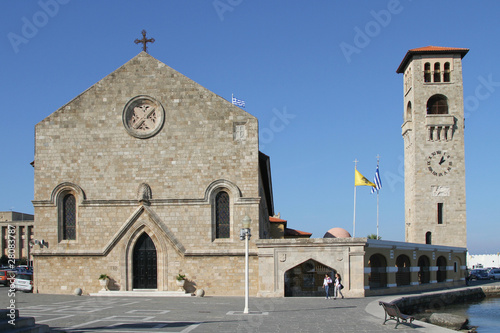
32 48 468 297
32 52 276 295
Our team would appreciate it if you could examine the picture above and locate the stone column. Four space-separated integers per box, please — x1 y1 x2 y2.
386 266 398 288
0 226 5 257
410 266 420 286
16 225 22 260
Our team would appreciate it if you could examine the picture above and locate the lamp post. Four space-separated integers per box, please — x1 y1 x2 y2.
240 215 252 314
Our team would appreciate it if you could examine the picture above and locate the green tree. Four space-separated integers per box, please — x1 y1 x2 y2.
367 234 381 240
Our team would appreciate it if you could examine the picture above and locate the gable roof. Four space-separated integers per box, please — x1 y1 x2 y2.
396 46 469 73
38 51 254 124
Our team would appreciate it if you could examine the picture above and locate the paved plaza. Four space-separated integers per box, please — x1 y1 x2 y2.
1 287 457 333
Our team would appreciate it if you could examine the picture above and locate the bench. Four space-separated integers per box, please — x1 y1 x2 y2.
379 301 415 329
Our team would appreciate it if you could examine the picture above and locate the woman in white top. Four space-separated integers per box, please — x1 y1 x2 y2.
323 274 332 299
334 273 344 299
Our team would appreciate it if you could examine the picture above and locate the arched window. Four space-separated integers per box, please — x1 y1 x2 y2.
406 101 412 121
436 256 447 282
434 63 441 82
424 62 431 82
427 94 448 114
62 194 76 240
215 191 230 238
444 62 451 82
425 231 432 244
418 255 431 284
368 254 387 289
396 255 411 286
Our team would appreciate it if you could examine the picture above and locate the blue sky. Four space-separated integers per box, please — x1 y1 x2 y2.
1 1 499 254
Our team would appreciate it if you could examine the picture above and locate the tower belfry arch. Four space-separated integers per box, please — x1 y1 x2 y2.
397 46 469 247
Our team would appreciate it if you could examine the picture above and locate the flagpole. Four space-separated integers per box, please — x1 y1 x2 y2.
376 190 379 239
353 159 358 238
376 155 380 240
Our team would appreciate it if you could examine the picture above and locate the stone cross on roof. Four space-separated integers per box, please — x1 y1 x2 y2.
134 30 155 53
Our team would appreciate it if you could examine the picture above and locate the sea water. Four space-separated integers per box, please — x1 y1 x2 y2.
435 297 500 332
466 297 500 332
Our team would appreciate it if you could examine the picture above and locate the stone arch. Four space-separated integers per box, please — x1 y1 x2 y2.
418 255 431 284
51 182 86 242
51 182 86 205
424 62 431 82
427 94 448 114
132 232 157 289
284 258 336 297
436 256 447 282
434 62 441 82
453 255 462 278
205 179 242 241
204 179 242 202
395 254 411 286
425 231 432 244
368 253 387 289
125 222 168 291
444 62 451 82
406 101 412 121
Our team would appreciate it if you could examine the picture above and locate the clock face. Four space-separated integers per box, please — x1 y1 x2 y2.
427 151 452 176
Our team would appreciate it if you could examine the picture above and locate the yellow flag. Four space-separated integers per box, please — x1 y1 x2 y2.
355 169 376 187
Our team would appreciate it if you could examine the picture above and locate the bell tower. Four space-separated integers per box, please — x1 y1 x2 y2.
397 46 468 247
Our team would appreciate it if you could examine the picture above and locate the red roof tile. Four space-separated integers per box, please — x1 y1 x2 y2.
269 216 287 223
397 45 469 73
409 45 469 53
285 228 312 237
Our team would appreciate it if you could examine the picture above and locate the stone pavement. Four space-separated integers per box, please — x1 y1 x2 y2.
0 287 454 333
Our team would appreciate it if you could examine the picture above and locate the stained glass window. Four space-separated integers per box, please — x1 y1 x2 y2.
63 194 76 240
215 191 230 238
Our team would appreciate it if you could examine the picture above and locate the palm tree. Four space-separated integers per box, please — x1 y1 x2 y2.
367 234 381 240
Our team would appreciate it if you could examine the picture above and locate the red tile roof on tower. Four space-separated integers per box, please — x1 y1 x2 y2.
396 45 469 73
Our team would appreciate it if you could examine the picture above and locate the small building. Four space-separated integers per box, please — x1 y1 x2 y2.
257 231 466 297
0 211 35 264
269 215 312 239
467 253 500 269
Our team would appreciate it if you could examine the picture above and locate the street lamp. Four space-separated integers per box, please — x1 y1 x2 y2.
240 215 252 314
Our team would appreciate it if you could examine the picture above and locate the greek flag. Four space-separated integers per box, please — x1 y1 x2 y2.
232 95 246 108
371 166 382 193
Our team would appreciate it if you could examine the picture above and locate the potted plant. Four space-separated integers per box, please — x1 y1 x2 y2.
176 273 186 291
98 274 109 291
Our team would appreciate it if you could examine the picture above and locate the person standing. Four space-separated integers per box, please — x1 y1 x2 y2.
334 273 344 299
323 274 332 299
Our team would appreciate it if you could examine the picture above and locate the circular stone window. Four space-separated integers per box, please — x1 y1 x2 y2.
122 95 165 139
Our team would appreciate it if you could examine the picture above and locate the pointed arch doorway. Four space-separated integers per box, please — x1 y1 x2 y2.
133 233 157 289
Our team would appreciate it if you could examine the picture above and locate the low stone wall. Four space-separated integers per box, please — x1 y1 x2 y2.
391 287 485 315
389 284 500 315
481 284 500 297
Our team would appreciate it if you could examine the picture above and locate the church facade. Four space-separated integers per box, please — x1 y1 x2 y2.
32 49 468 297
32 52 274 295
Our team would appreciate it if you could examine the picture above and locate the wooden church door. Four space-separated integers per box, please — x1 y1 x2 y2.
133 233 157 289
